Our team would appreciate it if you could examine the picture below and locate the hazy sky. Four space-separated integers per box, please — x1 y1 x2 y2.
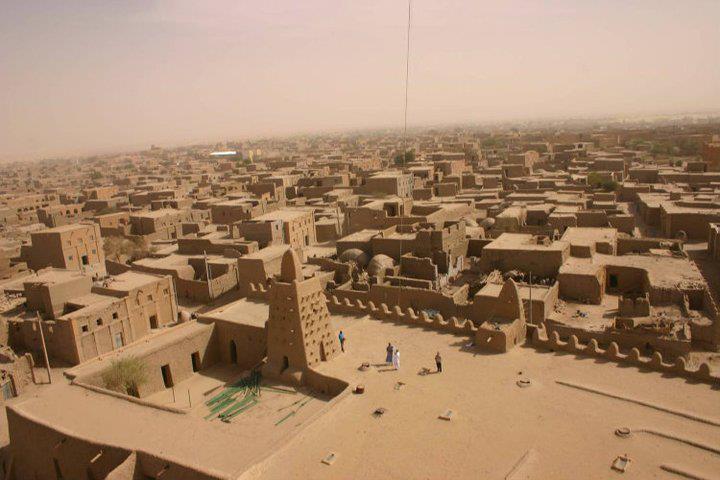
1 0 719 160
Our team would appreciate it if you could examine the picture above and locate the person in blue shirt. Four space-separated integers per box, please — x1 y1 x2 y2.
338 330 346 352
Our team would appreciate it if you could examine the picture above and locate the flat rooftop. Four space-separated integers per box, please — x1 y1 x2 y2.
253 209 311 222
130 208 182 219
101 270 164 291
562 252 705 289
338 229 383 242
484 233 569 252
22 268 89 286
242 244 289 262
32 223 94 234
561 227 617 246
201 298 269 328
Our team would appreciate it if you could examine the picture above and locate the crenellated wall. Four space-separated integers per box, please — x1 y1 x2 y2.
530 326 718 385
325 294 478 337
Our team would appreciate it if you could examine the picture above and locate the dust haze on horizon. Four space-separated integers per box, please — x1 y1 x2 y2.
1 0 719 161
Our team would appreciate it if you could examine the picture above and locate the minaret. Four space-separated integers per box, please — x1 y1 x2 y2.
263 249 338 385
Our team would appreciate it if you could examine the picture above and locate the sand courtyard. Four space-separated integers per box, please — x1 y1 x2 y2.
6 311 720 479
244 313 720 480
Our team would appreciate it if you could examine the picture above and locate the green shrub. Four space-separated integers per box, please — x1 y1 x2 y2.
587 172 618 192
101 357 148 397
393 149 415 165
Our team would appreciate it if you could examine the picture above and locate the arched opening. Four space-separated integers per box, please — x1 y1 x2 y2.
281 355 289 372
229 340 237 364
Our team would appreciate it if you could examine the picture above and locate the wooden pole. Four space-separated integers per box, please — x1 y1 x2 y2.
36 312 52 384
188 389 192 408
528 272 533 325
204 250 213 300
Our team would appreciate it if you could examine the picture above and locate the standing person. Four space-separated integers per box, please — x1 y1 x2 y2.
338 330 346 352
435 352 442 373
385 342 394 364
392 349 400 370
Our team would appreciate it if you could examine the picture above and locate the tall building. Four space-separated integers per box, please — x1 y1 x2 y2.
22 223 106 277
262 249 338 384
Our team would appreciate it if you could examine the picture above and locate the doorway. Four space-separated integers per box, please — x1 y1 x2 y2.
113 332 124 349
281 355 289 372
229 340 237 364
609 274 618 289
161 364 173 388
191 351 201 372
149 315 158 329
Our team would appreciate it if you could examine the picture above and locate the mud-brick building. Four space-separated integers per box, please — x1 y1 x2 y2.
709 223 720 261
22 223 106 277
240 208 317 251
10 269 177 365
129 208 185 240
36 203 85 228
210 198 272 224
659 199 720 240
479 233 570 278
358 172 414 198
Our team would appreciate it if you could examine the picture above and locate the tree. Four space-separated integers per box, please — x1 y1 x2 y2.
587 172 618 192
101 357 148 397
393 149 415 165
104 236 152 263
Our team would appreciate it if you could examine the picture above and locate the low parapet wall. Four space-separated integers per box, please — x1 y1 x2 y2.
545 320 691 359
325 294 478 337
530 326 718 385
303 368 349 397
6 407 229 480
245 282 271 300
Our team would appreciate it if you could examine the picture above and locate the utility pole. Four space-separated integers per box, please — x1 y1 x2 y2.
528 272 533 325
204 251 213 300
171 275 179 319
36 312 52 384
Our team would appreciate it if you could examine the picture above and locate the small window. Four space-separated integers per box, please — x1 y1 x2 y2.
96 318 103 326
81 324 89 333
68 255 73 261
112 312 118 320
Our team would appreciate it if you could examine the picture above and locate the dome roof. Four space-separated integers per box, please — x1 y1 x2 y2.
339 248 370 267
367 254 394 277
480 217 496 229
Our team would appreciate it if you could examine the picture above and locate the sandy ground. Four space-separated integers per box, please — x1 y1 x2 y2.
5 312 720 479
144 363 327 429
242 314 720 480
550 292 619 330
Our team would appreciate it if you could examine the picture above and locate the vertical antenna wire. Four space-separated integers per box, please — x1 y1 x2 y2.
402 0 412 158
398 0 411 274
